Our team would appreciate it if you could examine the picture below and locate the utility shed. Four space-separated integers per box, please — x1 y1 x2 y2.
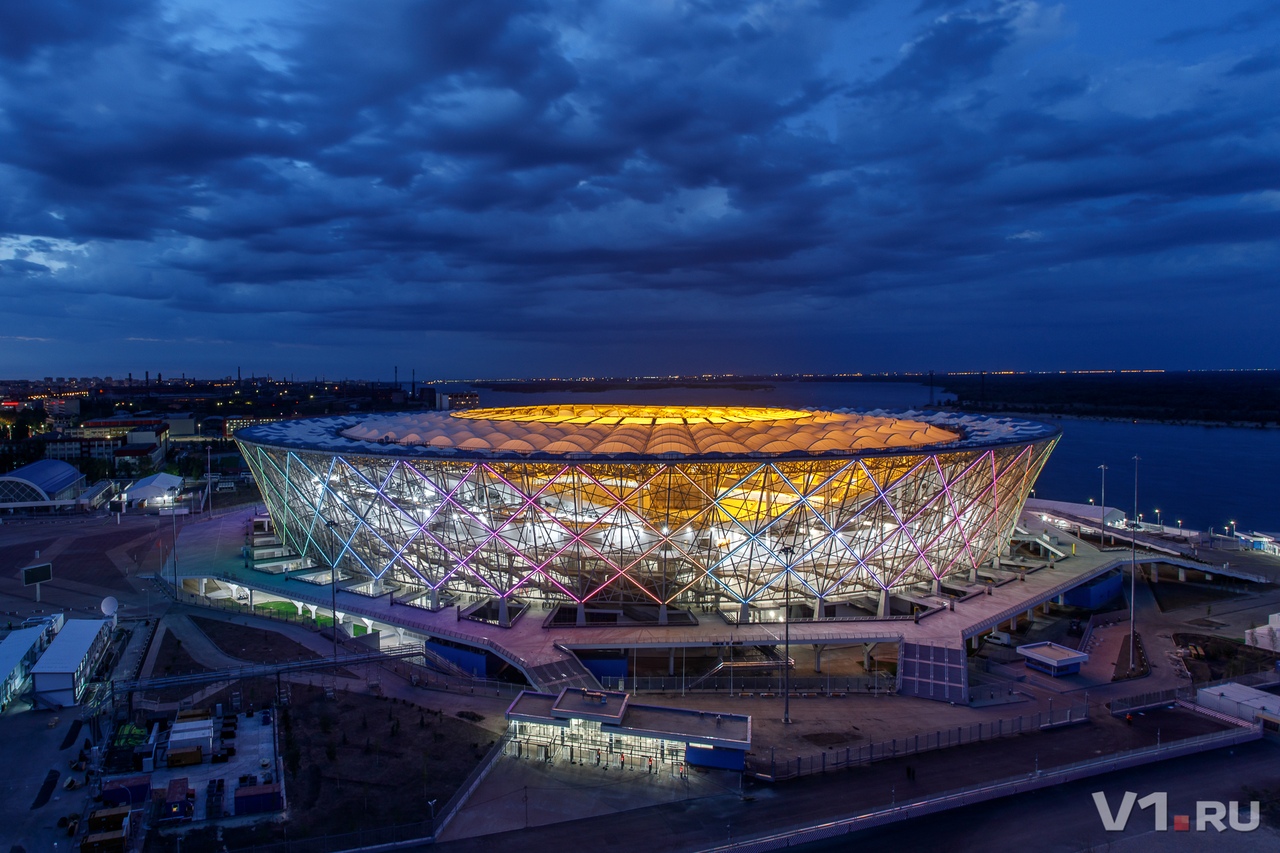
1196 681 1280 726
30 618 112 707
507 687 751 771
1016 642 1088 677
0 627 45 708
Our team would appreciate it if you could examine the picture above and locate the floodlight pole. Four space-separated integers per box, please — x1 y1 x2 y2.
1130 456 1139 674
168 486 180 599
780 545 794 725
326 521 338 669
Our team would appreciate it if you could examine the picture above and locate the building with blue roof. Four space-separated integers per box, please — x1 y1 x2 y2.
0 459 86 511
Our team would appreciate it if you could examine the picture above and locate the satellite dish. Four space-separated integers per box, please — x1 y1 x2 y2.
101 596 119 617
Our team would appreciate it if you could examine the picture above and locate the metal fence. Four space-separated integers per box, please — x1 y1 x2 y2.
211 817 439 853
712 721 1263 853
1109 664 1280 717
626 673 895 696
748 701 1091 781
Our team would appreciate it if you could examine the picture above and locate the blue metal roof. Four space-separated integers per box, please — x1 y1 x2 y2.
1 459 83 499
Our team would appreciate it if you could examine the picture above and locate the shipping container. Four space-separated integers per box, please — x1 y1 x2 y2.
80 828 127 853
166 746 203 768
234 782 283 815
87 805 129 832
100 775 150 808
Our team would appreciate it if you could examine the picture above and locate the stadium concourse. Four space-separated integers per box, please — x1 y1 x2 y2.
170 507 1144 704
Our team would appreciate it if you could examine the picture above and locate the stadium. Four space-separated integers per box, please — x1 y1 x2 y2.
236 406 1059 625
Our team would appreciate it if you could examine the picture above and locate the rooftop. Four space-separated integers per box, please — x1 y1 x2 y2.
1016 641 1089 665
31 619 110 674
0 459 84 499
237 406 1059 461
508 686 751 748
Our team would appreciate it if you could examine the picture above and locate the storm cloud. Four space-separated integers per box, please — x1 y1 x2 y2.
0 0 1278 378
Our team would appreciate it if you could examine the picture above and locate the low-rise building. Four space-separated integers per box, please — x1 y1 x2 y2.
30 618 113 708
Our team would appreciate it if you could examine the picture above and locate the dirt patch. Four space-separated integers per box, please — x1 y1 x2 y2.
801 730 862 747
152 629 209 678
190 615 323 664
1173 632 1280 681
1148 580 1245 613
172 685 493 850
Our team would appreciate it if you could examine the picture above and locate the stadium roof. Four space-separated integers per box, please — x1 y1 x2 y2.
237 406 1059 461
0 459 83 499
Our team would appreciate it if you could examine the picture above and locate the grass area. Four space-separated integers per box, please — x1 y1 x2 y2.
251 599 335 628
174 685 494 850
254 600 300 616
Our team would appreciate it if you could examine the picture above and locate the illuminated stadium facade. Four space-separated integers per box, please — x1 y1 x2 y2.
236 406 1059 624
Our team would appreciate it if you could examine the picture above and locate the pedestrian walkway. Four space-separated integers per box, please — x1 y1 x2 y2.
440 751 738 841
171 508 1148 692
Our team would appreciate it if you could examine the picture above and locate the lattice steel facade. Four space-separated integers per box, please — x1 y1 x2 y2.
236 407 1058 614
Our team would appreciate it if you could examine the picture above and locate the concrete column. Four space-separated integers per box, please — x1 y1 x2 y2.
1042 602 1051 615
1178 568 1187 582
1056 594 1065 606
335 611 346 625
659 603 668 626
1009 617 1017 631
576 602 586 626
292 600 304 615
306 604 317 619
395 627 406 644
668 648 675 676
1025 609 1033 622
199 578 207 595
993 555 1001 570
1150 564 1159 583
430 586 439 610
360 617 374 632
814 596 825 620
877 589 890 618
739 601 751 624
813 644 824 673
969 566 978 583
499 597 510 628
863 643 874 672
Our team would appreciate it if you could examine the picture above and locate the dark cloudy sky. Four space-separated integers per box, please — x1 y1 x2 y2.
1 1 1277 380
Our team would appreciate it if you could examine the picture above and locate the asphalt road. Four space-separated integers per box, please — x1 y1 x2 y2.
429 713 1269 853
801 737 1280 853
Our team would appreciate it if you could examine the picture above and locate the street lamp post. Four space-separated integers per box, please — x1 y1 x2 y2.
1130 456 1139 674
779 545 794 725
1098 464 1108 540
1155 508 1161 529
207 445 213 517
